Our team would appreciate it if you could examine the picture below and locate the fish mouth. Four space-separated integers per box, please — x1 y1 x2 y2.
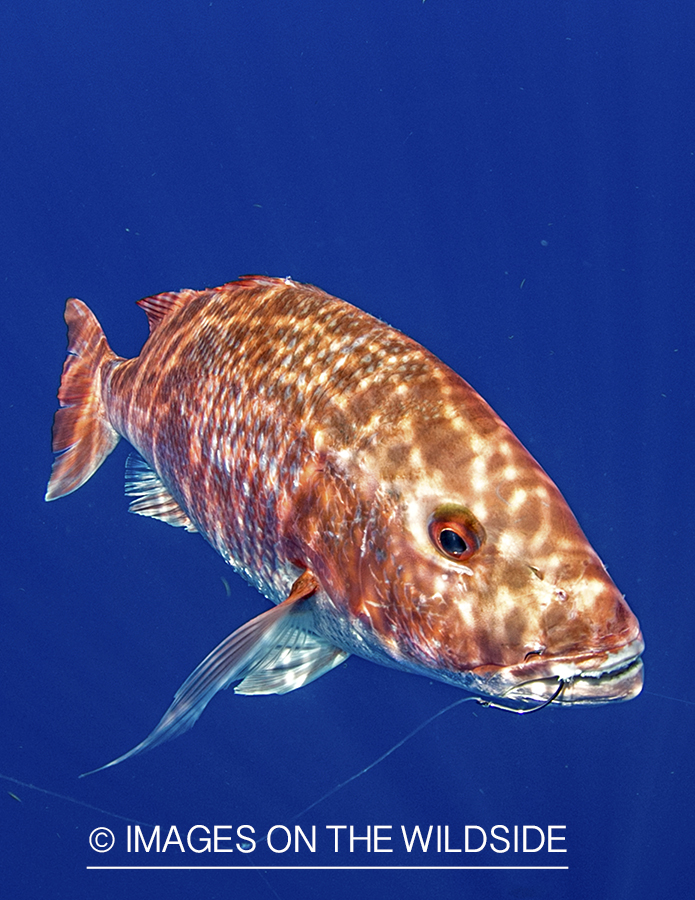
484 635 645 707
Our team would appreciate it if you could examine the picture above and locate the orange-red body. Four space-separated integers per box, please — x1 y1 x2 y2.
46 276 643 770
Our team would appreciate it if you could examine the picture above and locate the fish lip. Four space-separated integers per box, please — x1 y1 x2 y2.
491 635 645 706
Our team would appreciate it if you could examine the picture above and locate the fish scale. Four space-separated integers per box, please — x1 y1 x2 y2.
46 275 644 774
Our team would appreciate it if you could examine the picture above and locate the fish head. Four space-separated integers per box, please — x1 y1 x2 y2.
302 363 643 707
390 465 644 707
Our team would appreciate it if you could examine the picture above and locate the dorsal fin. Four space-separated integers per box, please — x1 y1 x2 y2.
136 288 200 333
137 278 300 333
233 274 290 288
125 455 197 532
217 275 299 293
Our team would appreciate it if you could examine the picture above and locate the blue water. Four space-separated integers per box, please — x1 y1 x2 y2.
2 2 693 897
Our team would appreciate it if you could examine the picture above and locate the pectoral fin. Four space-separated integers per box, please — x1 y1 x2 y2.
81 571 348 776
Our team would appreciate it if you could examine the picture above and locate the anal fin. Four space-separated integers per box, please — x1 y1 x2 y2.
125 455 198 532
81 570 348 776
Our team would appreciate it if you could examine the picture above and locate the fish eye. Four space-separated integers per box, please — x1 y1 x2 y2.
428 504 484 562
439 527 467 556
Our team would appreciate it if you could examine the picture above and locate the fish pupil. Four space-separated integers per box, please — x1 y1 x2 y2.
439 528 468 557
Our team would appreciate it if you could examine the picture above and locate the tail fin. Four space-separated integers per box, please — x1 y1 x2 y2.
45 299 121 501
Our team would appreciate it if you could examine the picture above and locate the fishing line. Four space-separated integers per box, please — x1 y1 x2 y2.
252 695 478 846
1 686 687 837
645 690 695 707
0 698 474 836
259 675 640 841
0 689 546 838
0 773 155 827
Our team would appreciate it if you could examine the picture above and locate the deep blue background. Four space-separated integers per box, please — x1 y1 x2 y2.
2 2 694 898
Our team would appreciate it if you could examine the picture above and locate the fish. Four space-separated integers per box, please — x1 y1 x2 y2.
46 276 644 771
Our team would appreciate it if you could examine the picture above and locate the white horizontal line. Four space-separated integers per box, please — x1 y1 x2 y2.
87 865 569 871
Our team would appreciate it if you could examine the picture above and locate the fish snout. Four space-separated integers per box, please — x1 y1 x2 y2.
494 560 644 705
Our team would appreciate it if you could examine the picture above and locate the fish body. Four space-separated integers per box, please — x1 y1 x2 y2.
46 276 643 769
